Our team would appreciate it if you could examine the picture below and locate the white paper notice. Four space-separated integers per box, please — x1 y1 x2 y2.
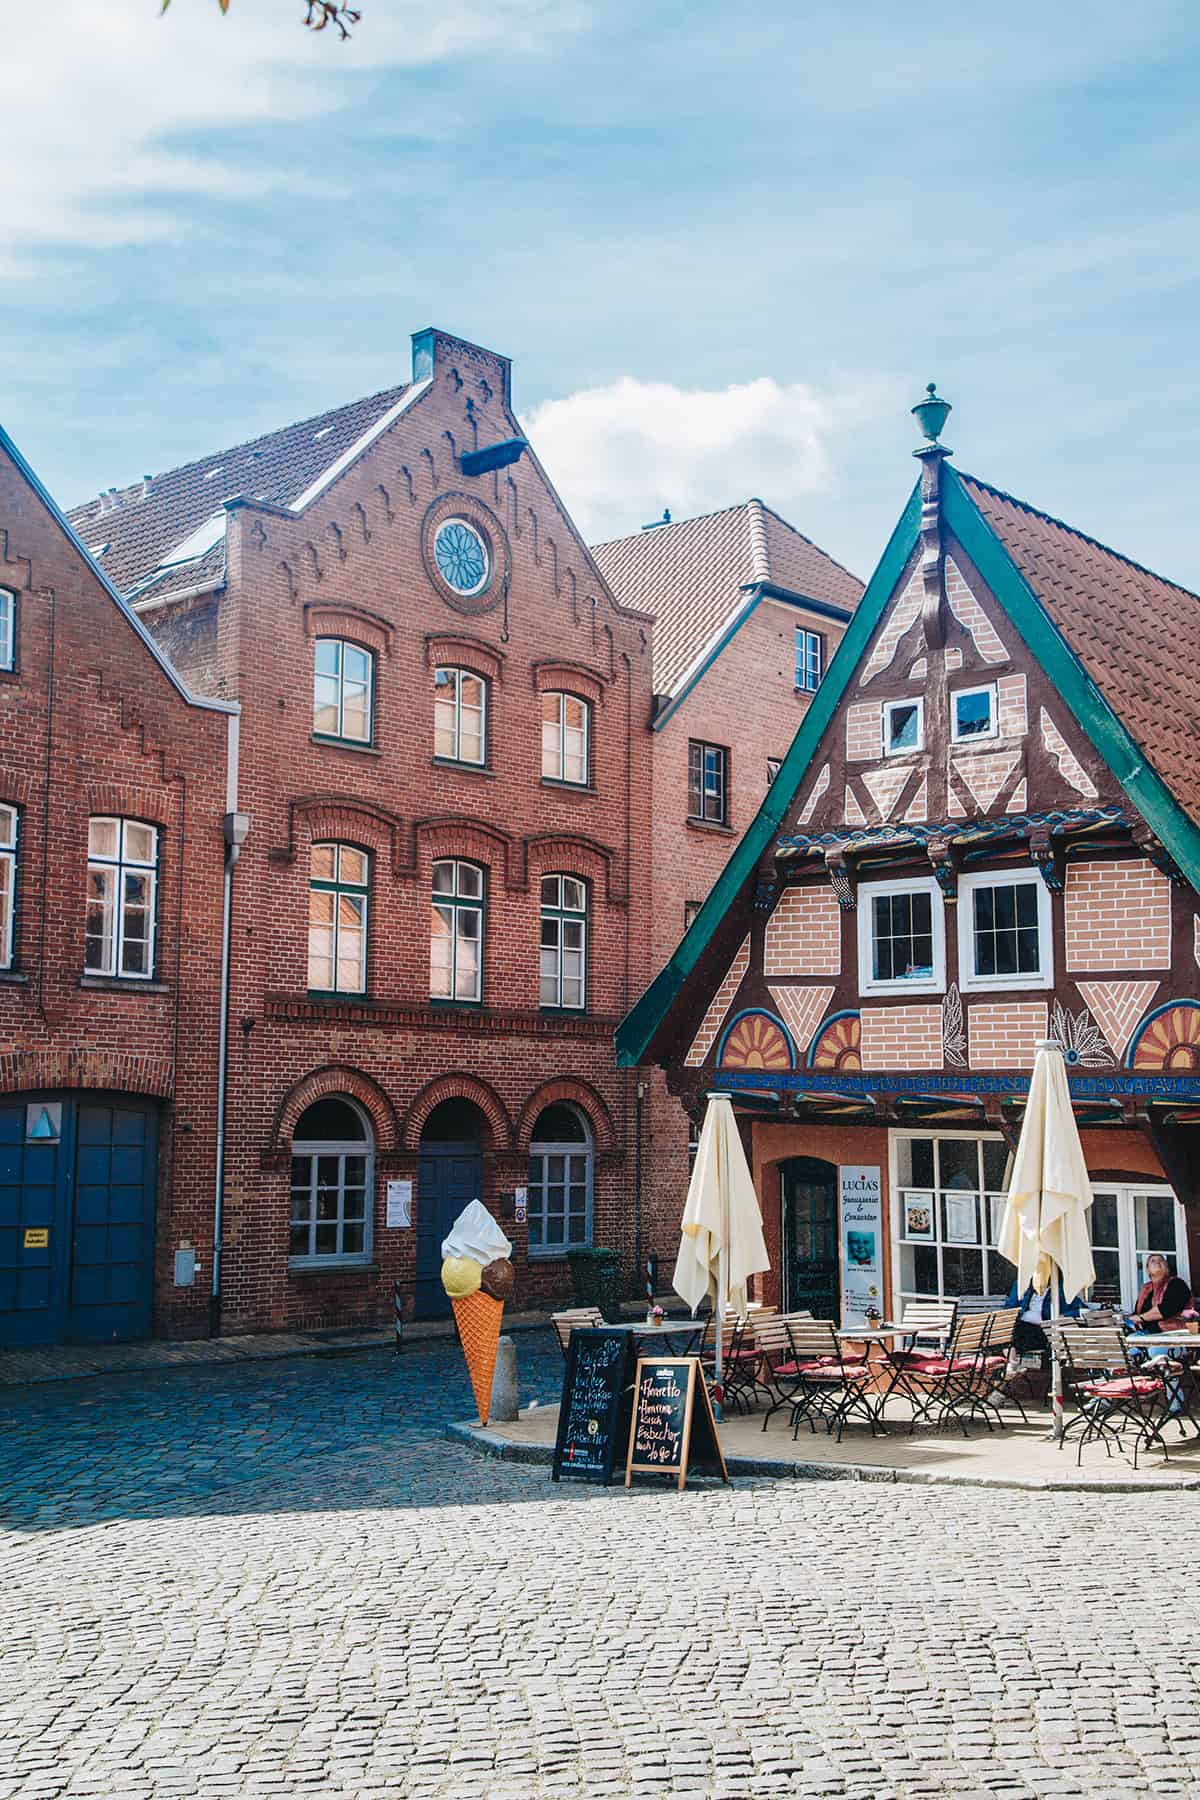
386 1180 413 1228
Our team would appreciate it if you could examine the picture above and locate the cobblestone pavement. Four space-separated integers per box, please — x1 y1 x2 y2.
3 1336 1200 1800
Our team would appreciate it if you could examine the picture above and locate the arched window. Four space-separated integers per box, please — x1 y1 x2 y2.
308 843 369 994
313 638 374 744
289 1096 373 1265
431 859 484 1003
527 1102 592 1256
539 875 587 1010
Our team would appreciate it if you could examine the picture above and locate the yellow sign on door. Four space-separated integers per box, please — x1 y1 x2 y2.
23 1228 48 1249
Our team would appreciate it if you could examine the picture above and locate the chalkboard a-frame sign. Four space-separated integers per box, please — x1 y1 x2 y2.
551 1328 635 1484
625 1356 729 1492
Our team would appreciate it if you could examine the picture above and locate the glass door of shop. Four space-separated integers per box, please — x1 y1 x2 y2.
781 1157 839 1321
1088 1184 1189 1310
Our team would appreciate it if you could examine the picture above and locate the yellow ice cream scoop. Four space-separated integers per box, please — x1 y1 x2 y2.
441 1255 481 1298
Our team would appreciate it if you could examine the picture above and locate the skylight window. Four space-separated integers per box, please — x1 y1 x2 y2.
155 511 227 571
313 426 333 440
203 466 224 481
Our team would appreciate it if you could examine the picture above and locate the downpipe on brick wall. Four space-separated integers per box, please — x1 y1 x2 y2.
211 712 249 1338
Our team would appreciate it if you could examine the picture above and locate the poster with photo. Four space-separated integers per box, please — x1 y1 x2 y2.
839 1165 883 1327
904 1197 934 1240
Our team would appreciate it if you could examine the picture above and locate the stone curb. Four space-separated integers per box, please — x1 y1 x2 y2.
445 1418 1200 1493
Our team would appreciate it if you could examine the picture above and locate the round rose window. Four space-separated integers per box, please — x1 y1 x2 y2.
433 518 490 597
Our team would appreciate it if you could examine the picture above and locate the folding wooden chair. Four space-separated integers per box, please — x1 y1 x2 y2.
980 1305 1029 1425
1057 1324 1186 1470
784 1319 881 1444
896 1310 1005 1436
550 1307 605 1357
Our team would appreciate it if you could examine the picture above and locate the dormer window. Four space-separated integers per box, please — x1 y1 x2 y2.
884 698 924 756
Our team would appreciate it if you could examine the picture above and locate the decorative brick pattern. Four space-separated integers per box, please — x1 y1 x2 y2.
860 566 922 685
903 773 928 822
797 762 830 826
846 700 882 762
844 786 867 827
945 555 1009 662
1041 708 1099 800
953 748 1021 814
997 672 1028 738
861 1004 943 1071
684 934 751 1067
862 764 914 823
1075 980 1160 1061
767 985 835 1062
968 1001 1049 1069
1064 860 1172 970
764 888 841 977
1006 777 1028 814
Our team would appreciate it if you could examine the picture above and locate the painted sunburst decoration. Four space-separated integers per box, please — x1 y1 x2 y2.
1129 1001 1200 1071
718 1010 793 1072
810 1011 862 1072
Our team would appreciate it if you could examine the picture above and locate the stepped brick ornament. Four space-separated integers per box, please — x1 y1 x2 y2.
684 935 750 1068
718 1011 793 1072
1128 1000 1200 1070
768 986 835 1061
1075 980 1159 1062
810 1011 862 1071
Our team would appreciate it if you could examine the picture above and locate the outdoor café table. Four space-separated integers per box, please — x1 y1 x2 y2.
622 1319 706 1356
834 1326 911 1412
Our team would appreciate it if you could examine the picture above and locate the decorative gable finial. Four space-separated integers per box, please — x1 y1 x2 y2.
912 381 952 446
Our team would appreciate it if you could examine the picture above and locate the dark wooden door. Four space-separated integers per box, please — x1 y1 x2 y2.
415 1140 482 1320
781 1156 840 1323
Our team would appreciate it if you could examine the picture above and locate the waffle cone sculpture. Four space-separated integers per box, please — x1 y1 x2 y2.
451 1290 505 1424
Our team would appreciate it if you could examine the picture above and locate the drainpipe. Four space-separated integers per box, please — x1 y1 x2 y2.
210 711 249 1338
634 1076 645 1283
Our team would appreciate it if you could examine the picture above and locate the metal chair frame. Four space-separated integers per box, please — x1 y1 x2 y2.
1057 1325 1193 1469
785 1319 882 1444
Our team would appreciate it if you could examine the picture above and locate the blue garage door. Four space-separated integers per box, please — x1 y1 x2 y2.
0 1096 158 1347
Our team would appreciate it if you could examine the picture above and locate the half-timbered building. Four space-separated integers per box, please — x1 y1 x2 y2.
618 389 1200 1324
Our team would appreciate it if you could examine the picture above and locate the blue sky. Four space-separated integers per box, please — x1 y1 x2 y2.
5 0 1200 586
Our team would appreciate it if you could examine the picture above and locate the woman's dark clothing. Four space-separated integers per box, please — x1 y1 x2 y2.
1132 1275 1192 1333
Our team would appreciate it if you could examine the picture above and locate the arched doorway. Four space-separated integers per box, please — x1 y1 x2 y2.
289 1096 373 1267
416 1098 485 1319
527 1102 593 1255
780 1156 839 1321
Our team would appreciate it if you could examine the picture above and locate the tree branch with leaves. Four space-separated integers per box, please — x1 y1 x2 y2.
160 0 362 37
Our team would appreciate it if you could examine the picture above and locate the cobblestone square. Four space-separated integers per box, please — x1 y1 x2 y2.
3 1337 1198 1799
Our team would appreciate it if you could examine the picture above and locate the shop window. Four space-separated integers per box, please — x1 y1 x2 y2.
527 1102 592 1255
85 817 157 979
1088 1184 1191 1310
856 876 944 996
957 871 1052 992
892 1133 1014 1307
289 1097 373 1265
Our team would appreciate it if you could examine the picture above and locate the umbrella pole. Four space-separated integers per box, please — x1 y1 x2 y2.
713 1244 724 1422
1050 1279 1064 1443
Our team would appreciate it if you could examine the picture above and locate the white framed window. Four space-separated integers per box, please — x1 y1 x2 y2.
766 757 782 786
434 666 486 765
951 682 998 744
431 858 484 1003
795 627 823 693
308 843 368 995
86 818 157 979
883 697 924 756
313 638 374 744
541 691 589 784
0 805 15 968
540 874 587 1010
1090 1185 1191 1310
527 1103 593 1255
856 875 944 996
891 1131 1015 1307
957 870 1052 992
289 1096 373 1266
0 588 13 672
688 739 728 824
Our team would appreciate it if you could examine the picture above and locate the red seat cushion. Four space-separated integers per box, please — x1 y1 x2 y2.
906 1356 984 1375
792 1360 845 1379
1082 1375 1163 1399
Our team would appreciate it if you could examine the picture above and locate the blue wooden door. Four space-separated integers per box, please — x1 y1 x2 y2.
0 1096 157 1347
415 1141 482 1320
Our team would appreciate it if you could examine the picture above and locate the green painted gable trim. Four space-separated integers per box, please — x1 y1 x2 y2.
615 478 923 1067
942 469 1200 888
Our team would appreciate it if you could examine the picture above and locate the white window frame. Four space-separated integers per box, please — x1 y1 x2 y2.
766 757 782 786
882 696 924 757
0 804 15 969
430 858 484 1004
1089 1183 1190 1311
85 817 158 980
889 1129 1014 1309
289 1099 374 1268
795 626 823 693
539 874 587 1011
956 869 1053 993
313 637 374 745
433 666 487 766
950 681 999 745
856 875 945 997
688 739 729 824
307 842 369 996
0 588 13 672
541 690 590 785
527 1105 593 1256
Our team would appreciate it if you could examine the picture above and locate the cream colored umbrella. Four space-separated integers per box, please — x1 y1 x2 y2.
673 1091 771 1415
997 1040 1095 1438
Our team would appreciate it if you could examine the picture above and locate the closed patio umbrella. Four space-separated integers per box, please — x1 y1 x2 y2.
997 1040 1095 1438
673 1091 771 1416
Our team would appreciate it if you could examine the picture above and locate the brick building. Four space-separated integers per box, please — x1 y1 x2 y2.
1 326 859 1344
0 424 235 1347
621 390 1200 1326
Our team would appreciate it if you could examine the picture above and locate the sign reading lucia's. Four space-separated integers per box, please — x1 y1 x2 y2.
839 1164 882 1327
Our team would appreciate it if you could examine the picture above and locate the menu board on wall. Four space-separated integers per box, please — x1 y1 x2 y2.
839 1165 883 1326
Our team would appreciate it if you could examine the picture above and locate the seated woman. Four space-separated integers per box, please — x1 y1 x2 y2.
1006 1275 1083 1371
1128 1253 1192 1334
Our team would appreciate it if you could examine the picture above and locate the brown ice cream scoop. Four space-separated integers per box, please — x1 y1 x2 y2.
479 1256 514 1301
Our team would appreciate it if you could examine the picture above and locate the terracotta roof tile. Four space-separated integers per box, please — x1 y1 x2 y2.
590 499 862 696
959 471 1200 819
67 384 412 605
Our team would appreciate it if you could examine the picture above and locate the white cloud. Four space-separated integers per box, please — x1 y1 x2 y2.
524 371 902 543
2 0 580 272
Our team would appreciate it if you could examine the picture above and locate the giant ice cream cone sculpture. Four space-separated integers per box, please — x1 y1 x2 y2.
440 1200 514 1426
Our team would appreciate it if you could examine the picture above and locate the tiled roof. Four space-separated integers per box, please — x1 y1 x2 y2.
66 384 413 607
959 472 1200 819
591 499 863 696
